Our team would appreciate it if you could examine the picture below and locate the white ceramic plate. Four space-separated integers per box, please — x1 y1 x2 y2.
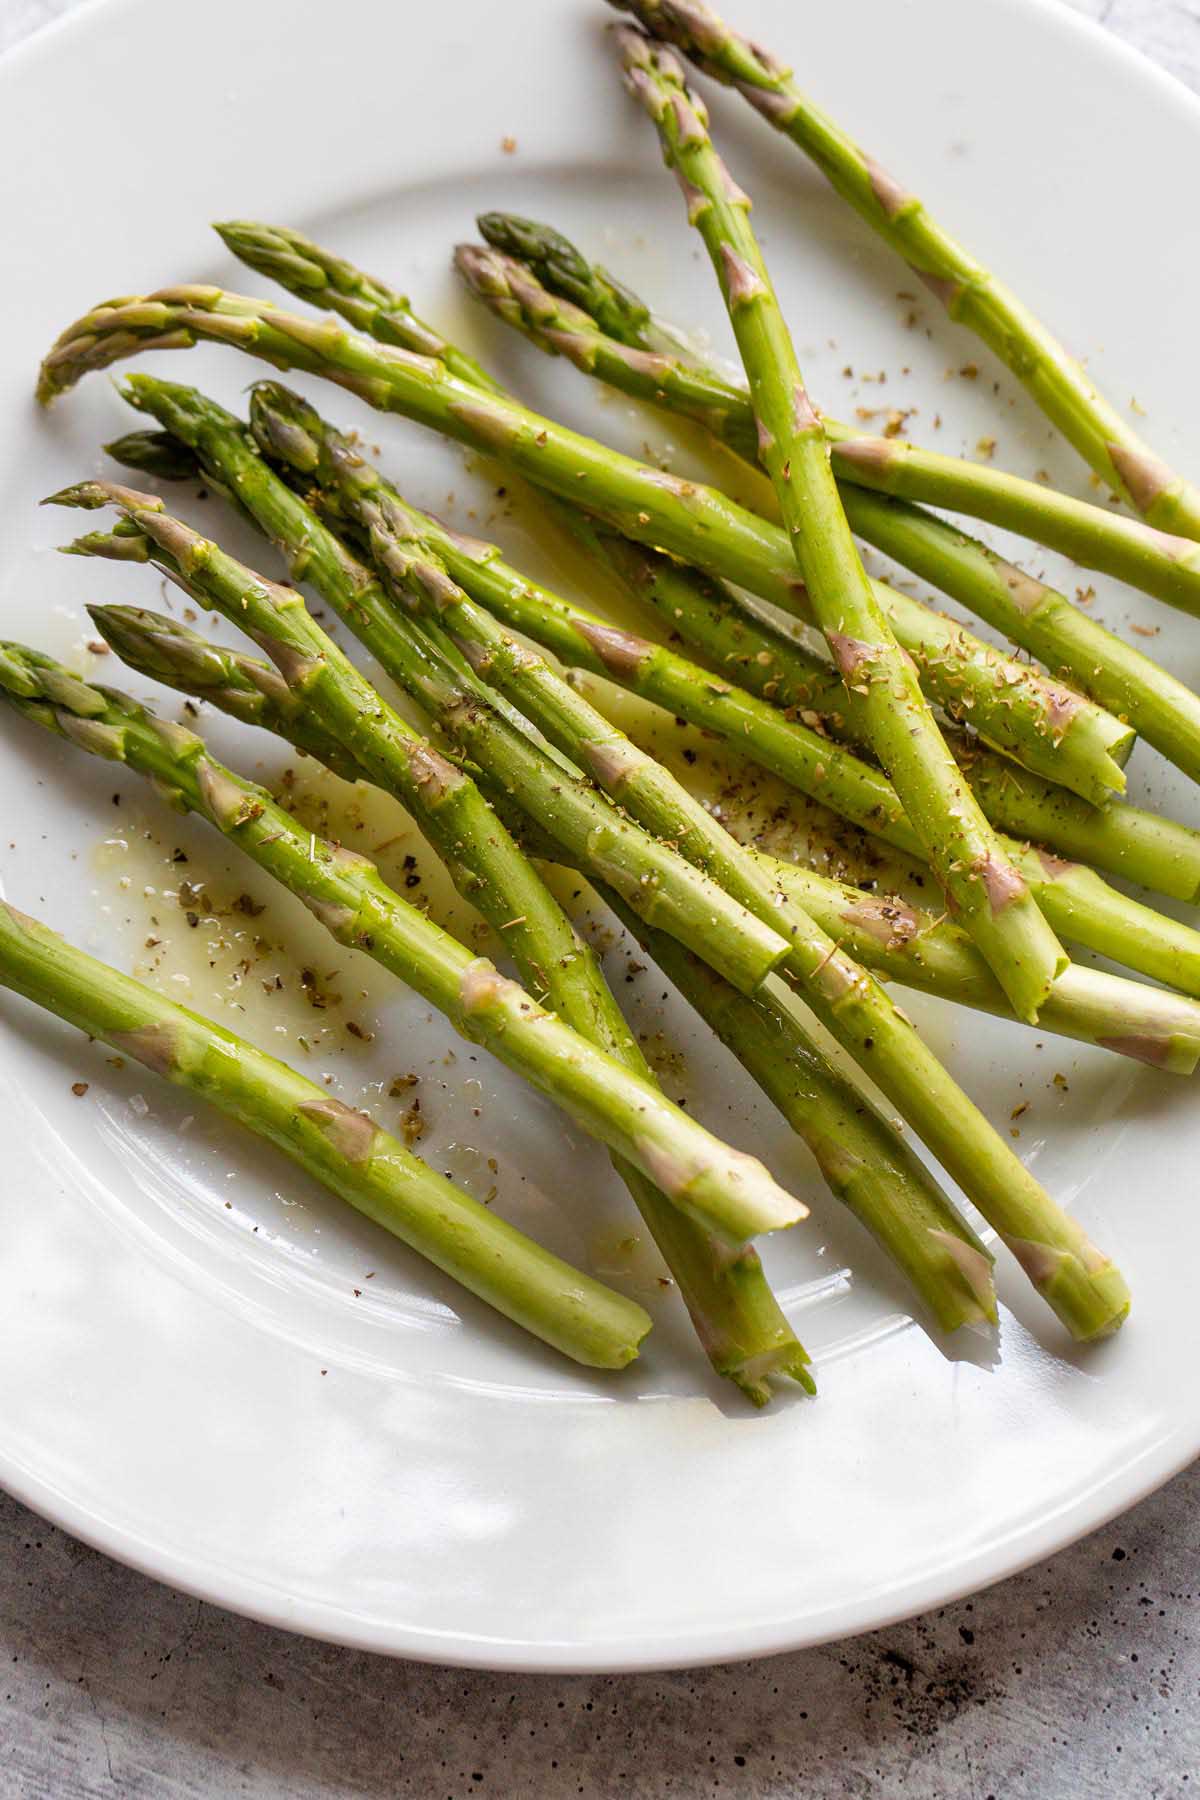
1 0 1198 1672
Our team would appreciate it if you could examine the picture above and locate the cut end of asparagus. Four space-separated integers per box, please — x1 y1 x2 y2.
730 1341 817 1406
597 1309 656 1370
926 1229 1000 1329
633 1134 807 1247
1007 1236 1131 1342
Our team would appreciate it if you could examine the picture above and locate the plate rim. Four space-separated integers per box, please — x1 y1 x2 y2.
1 0 1198 1673
1 1413 1196 1673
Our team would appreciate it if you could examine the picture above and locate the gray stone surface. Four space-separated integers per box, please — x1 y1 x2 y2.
1 0 1197 1793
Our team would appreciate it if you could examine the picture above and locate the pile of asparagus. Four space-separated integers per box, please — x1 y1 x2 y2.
11 0 1200 1400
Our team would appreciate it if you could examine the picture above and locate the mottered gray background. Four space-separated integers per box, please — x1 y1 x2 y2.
0 0 1197 1794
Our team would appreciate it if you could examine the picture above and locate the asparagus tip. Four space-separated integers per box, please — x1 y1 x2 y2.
41 481 109 510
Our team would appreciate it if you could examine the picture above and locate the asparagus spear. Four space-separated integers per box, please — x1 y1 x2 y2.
477 209 1200 623
214 219 501 393
565 529 1200 992
217 221 1116 798
38 285 1122 804
90 605 1002 1333
240 391 1130 1341
753 853 1200 1074
77 504 815 1399
2 639 804 1253
89 603 1200 1078
187 370 1197 1003
62 471 789 1002
575 526 1200 907
616 27 1067 1026
70 430 1015 1357
456 239 1200 790
90 603 818 1400
0 900 652 1368
354 482 1200 1000
475 210 688 356
823 426 1200 624
239 386 1200 1000
605 0 1200 541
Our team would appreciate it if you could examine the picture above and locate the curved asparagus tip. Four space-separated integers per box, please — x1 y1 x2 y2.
0 644 45 701
104 428 203 482
245 379 326 476
87 604 239 692
214 219 342 295
214 220 459 369
606 0 783 85
87 602 370 788
476 209 652 342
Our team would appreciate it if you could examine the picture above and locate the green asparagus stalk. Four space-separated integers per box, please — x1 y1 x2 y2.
837 493 1200 788
477 209 1200 622
595 903 997 1319
822 425 1200 624
72 619 816 1404
62 466 789 1002
80 596 821 1405
963 752 1200 907
0 900 652 1368
47 605 1200 1077
217 221 1116 797
203 366 1200 1001
616 26 1067 1026
37 285 1117 801
4 636 804 1254
752 853 1200 1073
90 605 1002 1334
239 391 1129 1341
456 238 1200 790
542 518 1200 997
86 610 816 1399
581 533 1200 968
606 0 1200 541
